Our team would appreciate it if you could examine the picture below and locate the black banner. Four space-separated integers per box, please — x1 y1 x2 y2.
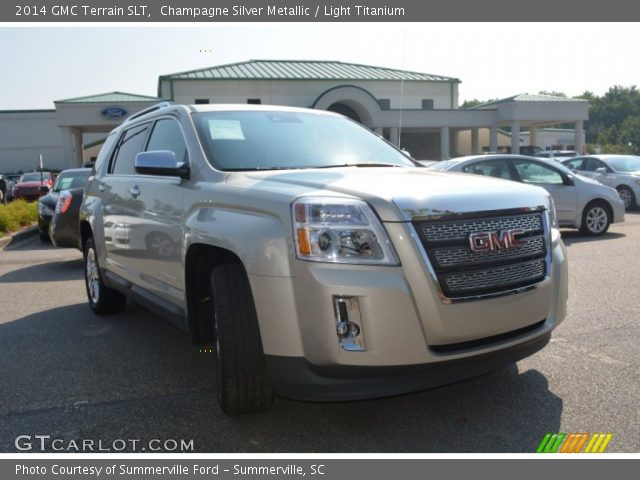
4 0 640 22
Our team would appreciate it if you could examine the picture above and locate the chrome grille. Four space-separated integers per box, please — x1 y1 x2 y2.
433 236 545 268
417 213 542 243
413 210 548 298
443 259 546 293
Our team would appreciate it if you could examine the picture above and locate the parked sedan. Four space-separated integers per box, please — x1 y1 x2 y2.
561 155 640 210
37 168 91 241
428 154 625 236
12 172 55 201
50 187 85 249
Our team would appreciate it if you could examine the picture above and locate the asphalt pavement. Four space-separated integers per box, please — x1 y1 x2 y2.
1 214 639 453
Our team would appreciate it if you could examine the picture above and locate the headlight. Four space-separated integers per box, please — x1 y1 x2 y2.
546 195 559 229
38 202 53 216
292 197 399 265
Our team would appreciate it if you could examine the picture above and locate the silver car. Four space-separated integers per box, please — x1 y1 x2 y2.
561 155 640 210
428 154 625 236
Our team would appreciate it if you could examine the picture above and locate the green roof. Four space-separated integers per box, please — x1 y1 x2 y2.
160 60 459 82
55 91 162 103
472 93 588 109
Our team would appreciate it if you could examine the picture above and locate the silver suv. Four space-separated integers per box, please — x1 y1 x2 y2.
80 104 568 414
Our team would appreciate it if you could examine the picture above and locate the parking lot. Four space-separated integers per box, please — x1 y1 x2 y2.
1 214 639 453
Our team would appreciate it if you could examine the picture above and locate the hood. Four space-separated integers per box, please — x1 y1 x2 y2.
228 167 550 221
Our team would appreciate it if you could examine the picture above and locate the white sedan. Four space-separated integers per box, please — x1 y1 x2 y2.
561 155 640 211
427 154 625 236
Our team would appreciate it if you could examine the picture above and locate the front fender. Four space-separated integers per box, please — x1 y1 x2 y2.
184 205 294 277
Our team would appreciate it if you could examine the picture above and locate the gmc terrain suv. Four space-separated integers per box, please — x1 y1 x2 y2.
80 103 568 414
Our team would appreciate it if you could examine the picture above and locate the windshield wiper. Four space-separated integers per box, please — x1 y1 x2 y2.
310 163 404 169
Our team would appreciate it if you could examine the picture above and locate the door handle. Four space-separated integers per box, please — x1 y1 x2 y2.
129 185 141 197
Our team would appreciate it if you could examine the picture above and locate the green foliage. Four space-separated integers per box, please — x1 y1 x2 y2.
0 200 38 235
583 85 640 150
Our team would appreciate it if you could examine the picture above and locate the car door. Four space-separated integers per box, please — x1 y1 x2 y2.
581 157 617 189
125 117 188 307
100 122 151 282
512 159 578 225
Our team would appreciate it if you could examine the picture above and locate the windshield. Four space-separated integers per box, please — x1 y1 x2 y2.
19 173 48 182
192 111 416 171
607 155 640 172
52 171 90 191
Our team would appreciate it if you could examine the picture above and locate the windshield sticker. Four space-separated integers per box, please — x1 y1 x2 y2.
208 119 245 140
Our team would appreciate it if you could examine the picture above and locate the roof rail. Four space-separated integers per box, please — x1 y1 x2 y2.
124 101 173 124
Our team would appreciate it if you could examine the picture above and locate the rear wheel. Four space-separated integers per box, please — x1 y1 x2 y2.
83 236 127 314
580 201 611 236
616 186 635 211
210 261 273 415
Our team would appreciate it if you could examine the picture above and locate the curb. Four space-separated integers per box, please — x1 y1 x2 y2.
0 225 38 250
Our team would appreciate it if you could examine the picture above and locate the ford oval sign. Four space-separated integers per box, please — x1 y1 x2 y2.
101 106 127 119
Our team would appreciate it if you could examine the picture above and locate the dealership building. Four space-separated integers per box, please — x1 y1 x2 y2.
0 60 589 173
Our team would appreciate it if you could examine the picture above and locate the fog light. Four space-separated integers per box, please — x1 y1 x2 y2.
333 296 365 352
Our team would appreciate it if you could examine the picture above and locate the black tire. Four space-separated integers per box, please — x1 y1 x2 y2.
83 236 127 314
616 185 636 211
580 201 611 236
39 231 49 242
210 261 273 415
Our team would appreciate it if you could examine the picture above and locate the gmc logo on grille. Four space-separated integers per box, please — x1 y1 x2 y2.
469 228 526 252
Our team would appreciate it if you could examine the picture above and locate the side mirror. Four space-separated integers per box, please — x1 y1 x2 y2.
400 148 413 159
134 151 189 178
564 175 575 186
595 167 607 175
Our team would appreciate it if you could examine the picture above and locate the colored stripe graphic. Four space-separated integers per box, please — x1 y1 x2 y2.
537 433 566 453
537 433 613 453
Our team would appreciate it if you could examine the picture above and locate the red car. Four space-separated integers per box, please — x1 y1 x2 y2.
12 172 55 201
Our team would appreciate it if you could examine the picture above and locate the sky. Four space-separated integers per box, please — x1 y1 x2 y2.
1 23 639 110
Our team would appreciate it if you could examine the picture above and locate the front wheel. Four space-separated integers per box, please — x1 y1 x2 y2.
83 237 127 314
210 261 273 415
580 202 611 236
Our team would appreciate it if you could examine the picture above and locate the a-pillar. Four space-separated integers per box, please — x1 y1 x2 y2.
510 121 521 154
575 120 584 154
471 128 480 155
440 126 450 160
489 126 498 152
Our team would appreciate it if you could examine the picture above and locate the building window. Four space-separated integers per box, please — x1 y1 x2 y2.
377 99 391 110
195 99 210 104
422 99 434 110
247 98 261 104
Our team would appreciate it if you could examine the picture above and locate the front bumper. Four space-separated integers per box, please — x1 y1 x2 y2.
249 229 567 400
267 331 550 401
